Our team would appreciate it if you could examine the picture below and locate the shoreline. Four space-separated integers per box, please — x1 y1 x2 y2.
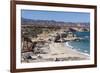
21 42 90 63
49 42 90 59
65 42 90 57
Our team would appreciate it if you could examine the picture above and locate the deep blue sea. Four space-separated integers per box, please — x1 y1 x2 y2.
66 32 90 55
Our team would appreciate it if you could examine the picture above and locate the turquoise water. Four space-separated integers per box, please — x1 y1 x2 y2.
68 32 90 54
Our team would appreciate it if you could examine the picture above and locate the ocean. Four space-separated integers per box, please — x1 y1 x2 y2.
66 32 90 55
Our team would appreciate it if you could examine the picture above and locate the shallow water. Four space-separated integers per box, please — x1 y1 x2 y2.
66 32 90 54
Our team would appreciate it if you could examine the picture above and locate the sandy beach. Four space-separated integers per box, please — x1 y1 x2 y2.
21 42 89 63
21 10 90 63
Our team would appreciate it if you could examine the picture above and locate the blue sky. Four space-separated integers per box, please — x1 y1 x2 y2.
21 10 90 23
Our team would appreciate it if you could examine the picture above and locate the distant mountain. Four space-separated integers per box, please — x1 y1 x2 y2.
21 18 90 27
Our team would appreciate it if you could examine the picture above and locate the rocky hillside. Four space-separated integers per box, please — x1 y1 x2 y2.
21 18 90 27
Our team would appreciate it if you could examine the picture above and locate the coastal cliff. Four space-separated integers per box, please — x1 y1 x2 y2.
21 18 90 63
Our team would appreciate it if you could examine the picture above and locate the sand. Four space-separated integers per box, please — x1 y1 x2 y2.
38 42 89 59
22 42 90 63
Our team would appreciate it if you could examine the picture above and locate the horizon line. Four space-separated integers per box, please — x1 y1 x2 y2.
21 17 90 23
